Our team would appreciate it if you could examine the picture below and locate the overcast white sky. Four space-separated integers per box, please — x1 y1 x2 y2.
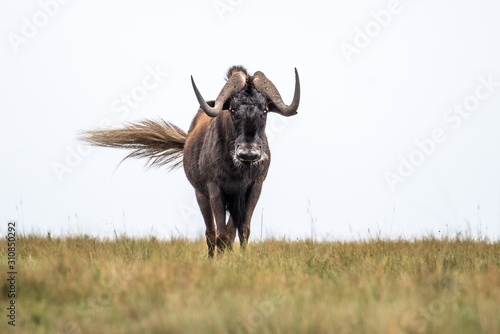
1 0 499 241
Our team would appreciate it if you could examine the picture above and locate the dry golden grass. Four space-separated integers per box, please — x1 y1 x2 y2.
1 236 499 333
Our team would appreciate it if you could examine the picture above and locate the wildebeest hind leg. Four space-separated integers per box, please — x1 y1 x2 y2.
196 191 215 258
226 215 237 251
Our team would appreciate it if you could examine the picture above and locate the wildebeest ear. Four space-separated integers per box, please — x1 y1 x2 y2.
222 100 231 111
267 102 278 114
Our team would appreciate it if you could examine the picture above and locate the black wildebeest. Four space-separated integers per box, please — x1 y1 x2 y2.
82 66 300 257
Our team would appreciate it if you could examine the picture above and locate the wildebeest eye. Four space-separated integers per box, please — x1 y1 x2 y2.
229 109 235 114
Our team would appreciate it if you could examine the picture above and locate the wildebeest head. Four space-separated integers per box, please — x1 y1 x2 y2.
191 66 300 165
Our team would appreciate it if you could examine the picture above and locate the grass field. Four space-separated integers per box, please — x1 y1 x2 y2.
1 235 499 333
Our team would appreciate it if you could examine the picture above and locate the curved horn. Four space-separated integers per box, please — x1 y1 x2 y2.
191 71 247 117
253 68 300 117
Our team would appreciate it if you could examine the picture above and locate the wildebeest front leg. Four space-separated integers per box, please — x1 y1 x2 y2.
196 191 215 258
207 184 229 255
239 183 263 249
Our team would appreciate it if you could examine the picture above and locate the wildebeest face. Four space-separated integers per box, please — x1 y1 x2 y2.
229 88 268 165
190 67 300 167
